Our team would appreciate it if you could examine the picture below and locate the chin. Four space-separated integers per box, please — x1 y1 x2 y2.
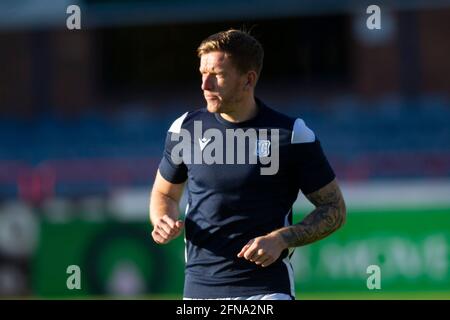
206 101 222 113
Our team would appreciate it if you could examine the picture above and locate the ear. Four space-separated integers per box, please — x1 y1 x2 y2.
244 71 257 90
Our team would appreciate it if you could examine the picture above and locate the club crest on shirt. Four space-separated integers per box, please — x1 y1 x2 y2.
255 140 271 157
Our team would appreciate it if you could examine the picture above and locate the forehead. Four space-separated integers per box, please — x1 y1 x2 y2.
199 51 233 71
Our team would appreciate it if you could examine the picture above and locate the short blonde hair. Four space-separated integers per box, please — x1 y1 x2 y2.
197 29 264 78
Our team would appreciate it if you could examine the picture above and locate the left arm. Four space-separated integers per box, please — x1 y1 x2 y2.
276 178 346 247
237 178 346 267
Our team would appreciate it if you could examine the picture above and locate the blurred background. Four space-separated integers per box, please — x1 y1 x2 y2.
0 0 449 299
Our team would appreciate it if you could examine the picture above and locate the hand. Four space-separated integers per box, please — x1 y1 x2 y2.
151 215 184 244
237 232 288 267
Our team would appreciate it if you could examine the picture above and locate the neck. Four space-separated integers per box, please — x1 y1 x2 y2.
220 96 258 123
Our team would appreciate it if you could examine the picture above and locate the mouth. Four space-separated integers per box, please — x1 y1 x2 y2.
204 94 219 100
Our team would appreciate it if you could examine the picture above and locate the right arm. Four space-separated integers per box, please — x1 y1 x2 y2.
150 170 185 244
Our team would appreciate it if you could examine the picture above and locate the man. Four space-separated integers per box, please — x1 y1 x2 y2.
149 29 346 300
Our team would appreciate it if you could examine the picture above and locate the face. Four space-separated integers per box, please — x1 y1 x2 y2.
199 51 248 114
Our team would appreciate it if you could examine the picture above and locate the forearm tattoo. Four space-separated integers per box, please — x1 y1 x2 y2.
279 179 346 247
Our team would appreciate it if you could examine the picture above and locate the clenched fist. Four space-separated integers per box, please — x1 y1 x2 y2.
152 215 184 244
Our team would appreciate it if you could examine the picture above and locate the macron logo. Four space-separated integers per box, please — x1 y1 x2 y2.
198 137 212 151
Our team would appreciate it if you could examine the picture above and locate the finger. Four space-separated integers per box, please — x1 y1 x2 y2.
162 215 176 229
161 217 184 236
261 258 274 267
175 220 184 229
246 250 259 262
237 244 251 258
152 230 167 244
255 256 271 266
155 227 171 241
243 242 259 261
172 225 184 238
158 221 179 240
253 249 267 264
157 222 173 237
157 220 184 241
237 239 254 257
160 217 178 234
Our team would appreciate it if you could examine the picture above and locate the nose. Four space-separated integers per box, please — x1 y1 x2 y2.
201 74 215 91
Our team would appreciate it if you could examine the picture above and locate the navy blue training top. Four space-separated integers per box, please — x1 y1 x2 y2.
158 98 335 299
